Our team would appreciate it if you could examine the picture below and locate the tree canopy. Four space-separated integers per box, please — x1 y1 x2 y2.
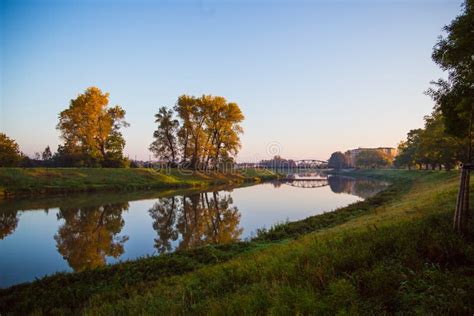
150 95 244 169
56 87 129 167
394 113 466 170
428 0 474 143
354 150 391 169
327 151 350 169
0 133 22 167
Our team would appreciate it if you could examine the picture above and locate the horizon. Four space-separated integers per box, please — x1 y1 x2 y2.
0 0 463 162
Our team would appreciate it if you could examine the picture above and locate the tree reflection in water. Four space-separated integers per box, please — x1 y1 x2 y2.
0 210 19 240
149 191 242 254
54 203 129 272
328 176 388 199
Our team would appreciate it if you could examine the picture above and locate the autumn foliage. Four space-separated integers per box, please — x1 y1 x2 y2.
56 87 129 167
150 95 244 170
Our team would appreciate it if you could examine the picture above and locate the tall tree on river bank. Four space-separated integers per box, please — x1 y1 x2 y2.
394 113 466 170
427 0 474 234
149 107 180 165
0 133 22 167
56 87 129 167
150 95 244 170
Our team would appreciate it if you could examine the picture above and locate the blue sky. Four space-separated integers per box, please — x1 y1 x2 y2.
0 0 463 161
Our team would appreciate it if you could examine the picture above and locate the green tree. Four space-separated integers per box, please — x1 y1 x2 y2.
354 150 391 169
328 152 350 169
149 107 180 164
42 145 53 161
57 87 129 167
420 113 465 170
428 0 474 141
0 133 21 167
394 141 414 169
427 1 473 234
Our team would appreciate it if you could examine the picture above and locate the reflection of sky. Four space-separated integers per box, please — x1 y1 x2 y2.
231 183 361 238
0 179 381 287
0 210 69 287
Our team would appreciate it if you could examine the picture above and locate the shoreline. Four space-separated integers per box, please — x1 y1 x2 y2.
0 167 279 199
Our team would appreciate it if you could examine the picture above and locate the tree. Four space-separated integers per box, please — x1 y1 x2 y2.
149 107 179 165
354 150 391 169
0 133 21 167
328 151 350 169
427 1 474 234
175 95 208 169
151 94 244 170
394 114 466 170
42 146 53 161
419 113 465 170
428 0 474 140
57 87 129 167
203 98 244 169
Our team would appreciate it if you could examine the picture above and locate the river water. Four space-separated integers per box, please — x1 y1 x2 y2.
0 174 388 288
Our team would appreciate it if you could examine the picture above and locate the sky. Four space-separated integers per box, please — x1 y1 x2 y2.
0 0 464 162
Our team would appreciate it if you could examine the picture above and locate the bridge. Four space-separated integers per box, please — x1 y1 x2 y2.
284 178 329 188
293 159 328 165
241 159 328 169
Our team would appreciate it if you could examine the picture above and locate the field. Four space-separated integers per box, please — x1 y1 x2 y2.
0 167 278 198
1 170 473 314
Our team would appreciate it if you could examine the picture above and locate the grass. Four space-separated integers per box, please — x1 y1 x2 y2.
0 167 278 198
1 170 473 314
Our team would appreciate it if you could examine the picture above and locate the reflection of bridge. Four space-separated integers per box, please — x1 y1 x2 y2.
284 178 329 189
294 159 327 165
249 159 328 169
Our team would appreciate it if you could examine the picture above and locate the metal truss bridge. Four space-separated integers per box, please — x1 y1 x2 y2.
284 178 329 189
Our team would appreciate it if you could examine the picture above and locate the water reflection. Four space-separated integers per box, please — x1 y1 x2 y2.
150 192 242 254
54 203 129 272
327 176 389 199
0 175 389 286
0 210 19 240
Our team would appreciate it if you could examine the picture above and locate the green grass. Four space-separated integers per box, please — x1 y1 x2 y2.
0 167 278 198
1 170 473 314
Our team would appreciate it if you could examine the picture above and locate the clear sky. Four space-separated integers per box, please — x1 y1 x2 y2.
0 0 463 162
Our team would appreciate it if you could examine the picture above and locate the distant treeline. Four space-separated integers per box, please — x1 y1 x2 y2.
327 149 394 170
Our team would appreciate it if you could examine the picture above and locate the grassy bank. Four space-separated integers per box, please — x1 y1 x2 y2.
0 167 278 198
1 170 473 314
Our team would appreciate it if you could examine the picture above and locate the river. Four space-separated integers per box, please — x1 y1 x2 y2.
0 174 388 288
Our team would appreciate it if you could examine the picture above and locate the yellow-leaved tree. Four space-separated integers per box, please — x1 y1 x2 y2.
57 87 129 167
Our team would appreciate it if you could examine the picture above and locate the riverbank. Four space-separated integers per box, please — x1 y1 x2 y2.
0 167 279 199
1 170 473 314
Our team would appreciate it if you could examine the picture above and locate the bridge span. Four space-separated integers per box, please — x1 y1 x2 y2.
283 178 329 188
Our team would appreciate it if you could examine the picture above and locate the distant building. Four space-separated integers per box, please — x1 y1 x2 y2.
346 147 398 167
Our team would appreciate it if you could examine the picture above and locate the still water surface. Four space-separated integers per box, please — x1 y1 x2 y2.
0 175 388 288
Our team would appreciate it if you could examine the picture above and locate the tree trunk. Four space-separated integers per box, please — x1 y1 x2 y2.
454 164 470 235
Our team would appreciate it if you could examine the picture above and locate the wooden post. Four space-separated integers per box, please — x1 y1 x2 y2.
454 163 472 235
454 100 474 235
